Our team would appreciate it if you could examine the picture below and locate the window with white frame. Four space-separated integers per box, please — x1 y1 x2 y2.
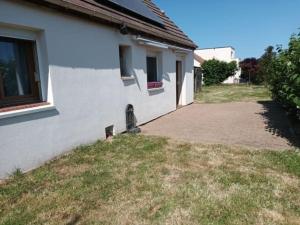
119 45 132 77
0 36 41 108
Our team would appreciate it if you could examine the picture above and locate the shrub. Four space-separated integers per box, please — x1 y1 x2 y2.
267 33 300 115
202 59 238 85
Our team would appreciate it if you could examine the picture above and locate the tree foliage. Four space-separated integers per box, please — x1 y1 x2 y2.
239 58 260 84
268 33 300 112
240 47 277 84
202 59 238 85
258 46 276 84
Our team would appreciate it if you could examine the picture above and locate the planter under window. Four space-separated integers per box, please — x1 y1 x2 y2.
147 81 163 89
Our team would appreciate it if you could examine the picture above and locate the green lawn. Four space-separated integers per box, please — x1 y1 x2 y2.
195 84 271 103
1 135 299 225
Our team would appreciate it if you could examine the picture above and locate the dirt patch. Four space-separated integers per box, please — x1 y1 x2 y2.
54 163 91 177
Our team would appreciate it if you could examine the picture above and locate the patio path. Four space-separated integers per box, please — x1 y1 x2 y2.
141 101 298 149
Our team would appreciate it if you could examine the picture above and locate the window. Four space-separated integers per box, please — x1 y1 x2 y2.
119 45 132 77
146 53 163 89
147 56 157 82
0 36 40 108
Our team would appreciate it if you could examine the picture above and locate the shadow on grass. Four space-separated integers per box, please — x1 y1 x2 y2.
257 101 300 148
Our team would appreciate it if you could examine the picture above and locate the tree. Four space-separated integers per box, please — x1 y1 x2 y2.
258 46 276 84
202 59 238 85
267 33 300 114
239 58 260 84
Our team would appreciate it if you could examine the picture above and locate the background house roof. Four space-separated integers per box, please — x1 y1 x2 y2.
23 0 197 49
194 53 205 65
197 46 235 51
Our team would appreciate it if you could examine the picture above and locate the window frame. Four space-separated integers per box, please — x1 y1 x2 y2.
0 36 41 108
146 56 158 82
119 45 132 78
146 51 163 89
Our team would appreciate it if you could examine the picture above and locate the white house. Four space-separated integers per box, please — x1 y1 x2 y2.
194 46 241 84
0 0 197 178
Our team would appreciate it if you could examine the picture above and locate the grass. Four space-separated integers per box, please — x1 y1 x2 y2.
195 84 271 103
0 135 300 225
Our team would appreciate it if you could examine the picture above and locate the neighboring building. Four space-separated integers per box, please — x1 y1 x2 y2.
194 46 241 84
193 53 204 92
194 53 205 68
0 0 197 178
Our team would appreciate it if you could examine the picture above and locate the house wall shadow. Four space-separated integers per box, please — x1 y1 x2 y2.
257 101 300 148
0 109 59 126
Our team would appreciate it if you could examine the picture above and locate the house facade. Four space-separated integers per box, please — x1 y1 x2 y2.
194 46 241 84
0 0 196 178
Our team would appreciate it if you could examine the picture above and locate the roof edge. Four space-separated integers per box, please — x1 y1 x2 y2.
197 46 235 51
22 0 197 50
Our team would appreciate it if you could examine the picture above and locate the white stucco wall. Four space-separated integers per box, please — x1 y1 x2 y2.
195 47 235 63
0 0 194 178
194 47 241 84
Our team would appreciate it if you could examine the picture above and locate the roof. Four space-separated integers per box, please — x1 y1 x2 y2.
23 0 197 49
197 46 235 51
194 53 205 65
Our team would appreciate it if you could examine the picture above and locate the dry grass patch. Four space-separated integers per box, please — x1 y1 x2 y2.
0 134 299 225
195 84 271 103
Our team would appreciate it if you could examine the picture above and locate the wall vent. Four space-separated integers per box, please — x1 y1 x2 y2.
105 125 114 139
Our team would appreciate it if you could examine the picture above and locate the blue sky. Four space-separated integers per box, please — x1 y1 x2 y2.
153 0 300 59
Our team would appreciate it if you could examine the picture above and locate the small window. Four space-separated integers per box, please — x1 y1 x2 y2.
146 53 163 89
0 36 40 108
119 45 132 77
147 56 157 82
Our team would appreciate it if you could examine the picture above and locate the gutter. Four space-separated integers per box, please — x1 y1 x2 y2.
134 36 193 53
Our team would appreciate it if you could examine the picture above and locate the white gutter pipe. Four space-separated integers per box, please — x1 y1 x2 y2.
134 36 192 53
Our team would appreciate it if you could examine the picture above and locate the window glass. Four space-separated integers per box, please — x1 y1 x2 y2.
119 46 132 77
119 46 126 76
0 39 32 97
0 36 40 107
146 56 157 82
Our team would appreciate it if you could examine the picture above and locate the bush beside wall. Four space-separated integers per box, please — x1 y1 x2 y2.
202 59 238 86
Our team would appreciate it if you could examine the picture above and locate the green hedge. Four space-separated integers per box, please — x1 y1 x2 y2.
268 33 300 113
202 59 238 85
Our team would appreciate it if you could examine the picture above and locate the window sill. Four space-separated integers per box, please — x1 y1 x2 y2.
147 87 164 92
121 76 135 81
0 102 56 120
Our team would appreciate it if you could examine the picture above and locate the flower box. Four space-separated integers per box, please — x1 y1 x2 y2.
147 81 163 89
